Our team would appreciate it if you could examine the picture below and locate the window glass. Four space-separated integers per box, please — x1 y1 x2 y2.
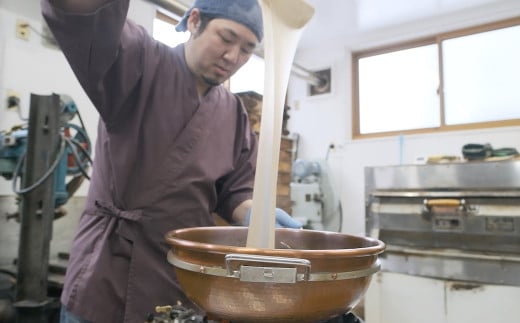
153 17 189 48
230 54 265 95
442 25 520 125
354 19 520 137
358 45 440 134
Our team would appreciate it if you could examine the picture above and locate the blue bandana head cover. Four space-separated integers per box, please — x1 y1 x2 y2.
175 0 263 42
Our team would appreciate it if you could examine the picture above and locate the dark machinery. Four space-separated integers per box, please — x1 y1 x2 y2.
290 158 343 232
146 303 364 323
0 94 91 213
0 94 92 323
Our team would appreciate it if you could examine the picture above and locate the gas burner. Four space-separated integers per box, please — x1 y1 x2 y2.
145 304 210 323
147 304 364 323
320 312 364 323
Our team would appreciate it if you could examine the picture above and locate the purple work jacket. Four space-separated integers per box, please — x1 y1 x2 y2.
42 0 258 322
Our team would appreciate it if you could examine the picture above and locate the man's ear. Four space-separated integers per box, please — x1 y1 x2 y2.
187 8 201 33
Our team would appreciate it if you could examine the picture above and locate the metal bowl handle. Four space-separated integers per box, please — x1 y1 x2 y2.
225 253 311 283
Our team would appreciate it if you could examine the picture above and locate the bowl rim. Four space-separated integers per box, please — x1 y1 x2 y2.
165 226 385 257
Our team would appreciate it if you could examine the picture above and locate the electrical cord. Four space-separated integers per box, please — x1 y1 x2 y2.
24 23 56 44
62 122 92 176
64 137 91 180
75 108 88 136
8 97 93 196
69 137 93 164
11 130 93 194
337 202 343 233
12 133 67 195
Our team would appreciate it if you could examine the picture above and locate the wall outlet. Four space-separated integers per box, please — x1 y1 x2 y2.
7 90 21 109
16 20 30 41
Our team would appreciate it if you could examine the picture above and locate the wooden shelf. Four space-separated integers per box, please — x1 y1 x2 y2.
236 92 296 214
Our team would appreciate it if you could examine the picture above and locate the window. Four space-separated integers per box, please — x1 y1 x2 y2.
353 18 520 138
357 44 440 134
153 11 189 48
442 25 520 125
229 54 265 95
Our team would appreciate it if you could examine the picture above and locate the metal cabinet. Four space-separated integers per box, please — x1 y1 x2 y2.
364 160 520 323
365 272 520 323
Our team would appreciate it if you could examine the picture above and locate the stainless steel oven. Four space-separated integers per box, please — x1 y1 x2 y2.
365 159 520 286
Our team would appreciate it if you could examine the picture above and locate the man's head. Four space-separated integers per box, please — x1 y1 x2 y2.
176 0 263 42
176 0 264 94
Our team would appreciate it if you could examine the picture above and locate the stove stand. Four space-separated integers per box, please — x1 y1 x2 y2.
146 304 364 323
319 312 364 323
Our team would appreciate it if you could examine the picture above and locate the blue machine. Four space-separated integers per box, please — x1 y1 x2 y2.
0 95 91 209
0 128 28 179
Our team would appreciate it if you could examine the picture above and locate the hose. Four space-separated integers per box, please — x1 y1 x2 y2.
11 134 67 195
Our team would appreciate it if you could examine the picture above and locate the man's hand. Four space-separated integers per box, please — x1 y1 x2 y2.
244 207 303 229
273 208 303 228
232 200 302 228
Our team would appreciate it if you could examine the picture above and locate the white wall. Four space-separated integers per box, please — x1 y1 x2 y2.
0 0 156 196
1 0 520 236
287 1 520 236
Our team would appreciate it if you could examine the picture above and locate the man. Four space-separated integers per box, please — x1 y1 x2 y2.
41 0 301 322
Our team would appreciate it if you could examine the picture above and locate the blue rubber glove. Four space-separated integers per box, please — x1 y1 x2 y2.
245 208 303 229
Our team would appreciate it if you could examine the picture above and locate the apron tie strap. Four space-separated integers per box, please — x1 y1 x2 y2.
94 200 144 222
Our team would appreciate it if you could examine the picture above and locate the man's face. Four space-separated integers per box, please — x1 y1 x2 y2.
185 12 259 90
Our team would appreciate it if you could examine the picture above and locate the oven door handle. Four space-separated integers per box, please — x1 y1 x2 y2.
422 198 471 216
424 199 464 208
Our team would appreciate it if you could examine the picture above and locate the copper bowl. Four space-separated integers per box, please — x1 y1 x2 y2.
165 227 385 323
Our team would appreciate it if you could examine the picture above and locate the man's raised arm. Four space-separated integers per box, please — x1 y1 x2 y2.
49 0 113 13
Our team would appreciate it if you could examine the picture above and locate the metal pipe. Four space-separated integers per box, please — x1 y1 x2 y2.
15 94 61 322
290 63 326 87
147 0 328 88
252 49 327 87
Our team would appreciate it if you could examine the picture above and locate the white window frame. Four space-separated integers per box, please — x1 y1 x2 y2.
352 17 520 139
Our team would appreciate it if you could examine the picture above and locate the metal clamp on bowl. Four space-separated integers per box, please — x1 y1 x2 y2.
167 251 381 283
225 253 311 283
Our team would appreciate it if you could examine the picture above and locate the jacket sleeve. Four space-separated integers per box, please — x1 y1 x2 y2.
41 0 146 127
215 100 259 222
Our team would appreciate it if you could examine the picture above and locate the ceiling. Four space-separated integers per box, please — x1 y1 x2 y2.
2 0 517 50
299 0 515 49
160 0 518 53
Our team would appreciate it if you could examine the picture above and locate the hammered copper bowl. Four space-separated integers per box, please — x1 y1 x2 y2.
165 227 385 323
